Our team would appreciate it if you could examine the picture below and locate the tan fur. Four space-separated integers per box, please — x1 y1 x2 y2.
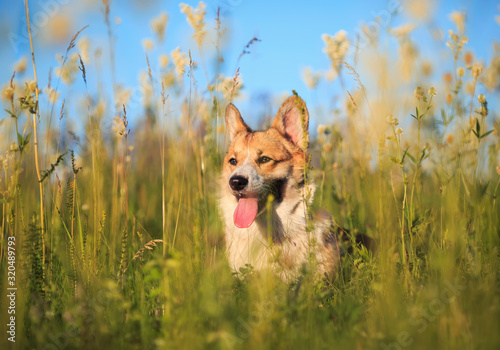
219 96 340 282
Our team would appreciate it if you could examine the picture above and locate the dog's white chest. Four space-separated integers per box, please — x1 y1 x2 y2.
224 225 271 271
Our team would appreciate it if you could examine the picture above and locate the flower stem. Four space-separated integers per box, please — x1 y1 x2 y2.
24 0 46 285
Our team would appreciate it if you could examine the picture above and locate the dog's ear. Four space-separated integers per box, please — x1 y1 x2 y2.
271 95 309 150
225 103 252 142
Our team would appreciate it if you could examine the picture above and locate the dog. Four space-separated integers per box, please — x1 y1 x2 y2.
219 95 341 282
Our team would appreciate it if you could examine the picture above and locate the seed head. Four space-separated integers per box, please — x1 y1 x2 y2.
142 38 154 51
446 133 454 144
159 54 169 69
465 82 475 94
414 86 424 100
472 62 483 78
28 80 37 92
1 85 14 102
449 11 466 34
150 12 169 43
302 67 321 89
445 93 453 105
171 47 189 83
180 2 207 46
45 87 59 103
443 72 453 84
421 61 433 77
323 143 332 152
78 36 90 62
386 115 399 126
14 57 27 74
464 51 474 65
322 30 350 69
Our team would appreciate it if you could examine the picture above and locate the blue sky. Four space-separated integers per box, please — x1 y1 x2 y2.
0 0 499 130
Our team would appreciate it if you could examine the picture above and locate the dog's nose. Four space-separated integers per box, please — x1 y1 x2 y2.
229 176 248 191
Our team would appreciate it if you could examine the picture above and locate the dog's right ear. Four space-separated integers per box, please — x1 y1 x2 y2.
225 103 252 142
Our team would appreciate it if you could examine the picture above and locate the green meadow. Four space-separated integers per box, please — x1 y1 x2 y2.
1 1 499 349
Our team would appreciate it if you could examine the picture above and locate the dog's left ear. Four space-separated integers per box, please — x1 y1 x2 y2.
271 95 309 151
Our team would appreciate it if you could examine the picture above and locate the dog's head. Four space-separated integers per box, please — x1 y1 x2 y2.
222 95 310 228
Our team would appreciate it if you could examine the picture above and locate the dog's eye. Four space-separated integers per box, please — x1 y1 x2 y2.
229 158 237 166
259 156 271 164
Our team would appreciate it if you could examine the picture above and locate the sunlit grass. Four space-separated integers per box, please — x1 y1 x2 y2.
0 1 499 349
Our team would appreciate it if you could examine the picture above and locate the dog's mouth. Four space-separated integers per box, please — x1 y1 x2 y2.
231 179 287 229
233 195 259 229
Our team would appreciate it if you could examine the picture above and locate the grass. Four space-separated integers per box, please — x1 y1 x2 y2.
1 1 500 349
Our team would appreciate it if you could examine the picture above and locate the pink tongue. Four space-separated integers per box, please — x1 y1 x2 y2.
233 197 259 228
